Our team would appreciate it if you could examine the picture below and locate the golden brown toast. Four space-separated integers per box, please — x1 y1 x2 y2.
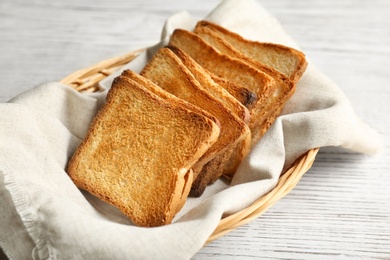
195 20 308 83
140 47 250 196
168 45 252 178
66 75 220 227
193 24 297 146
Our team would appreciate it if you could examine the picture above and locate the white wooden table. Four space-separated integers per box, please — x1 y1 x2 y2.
1 0 389 259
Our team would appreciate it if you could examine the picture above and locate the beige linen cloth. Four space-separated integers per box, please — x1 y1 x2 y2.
0 0 382 259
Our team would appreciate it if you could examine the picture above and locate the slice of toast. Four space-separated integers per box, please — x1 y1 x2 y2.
66 75 220 227
194 20 308 83
194 24 296 146
168 45 252 177
140 47 250 196
169 29 278 144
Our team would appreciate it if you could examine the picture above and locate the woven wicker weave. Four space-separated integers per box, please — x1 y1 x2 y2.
60 49 319 243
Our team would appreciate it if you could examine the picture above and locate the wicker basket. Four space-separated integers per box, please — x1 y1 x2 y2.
60 49 320 243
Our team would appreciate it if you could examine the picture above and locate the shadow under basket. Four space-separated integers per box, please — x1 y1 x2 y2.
60 48 319 243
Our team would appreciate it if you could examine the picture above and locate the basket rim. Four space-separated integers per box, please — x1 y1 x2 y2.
61 48 319 243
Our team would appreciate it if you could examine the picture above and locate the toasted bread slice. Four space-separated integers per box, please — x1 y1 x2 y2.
169 29 277 142
67 75 220 227
195 20 308 83
141 47 250 195
194 25 296 146
168 45 252 178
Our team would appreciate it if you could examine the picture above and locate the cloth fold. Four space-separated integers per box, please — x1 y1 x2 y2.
0 0 382 259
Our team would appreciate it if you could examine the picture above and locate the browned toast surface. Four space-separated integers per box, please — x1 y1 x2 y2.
67 75 220 227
